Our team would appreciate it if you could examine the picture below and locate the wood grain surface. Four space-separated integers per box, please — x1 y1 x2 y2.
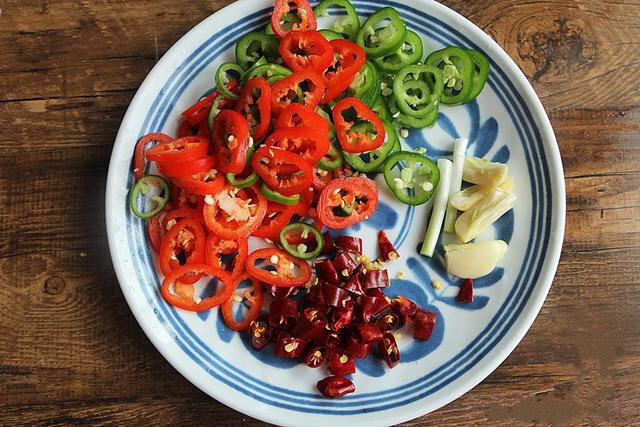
1 0 639 425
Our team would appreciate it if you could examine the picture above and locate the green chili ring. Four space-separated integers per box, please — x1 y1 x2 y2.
464 49 490 103
129 175 170 219
425 46 475 105
393 64 443 118
356 7 407 58
240 57 268 83
373 30 424 73
317 139 343 171
343 120 397 172
215 62 244 99
315 106 337 141
235 32 279 70
260 183 301 205
382 151 440 205
279 222 324 260
372 96 391 121
347 60 381 108
243 63 292 83
314 0 360 41
319 29 344 41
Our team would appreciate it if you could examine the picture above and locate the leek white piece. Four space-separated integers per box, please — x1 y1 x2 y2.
444 138 468 232
420 158 453 257
450 176 515 211
444 240 508 279
455 187 516 243
463 156 508 186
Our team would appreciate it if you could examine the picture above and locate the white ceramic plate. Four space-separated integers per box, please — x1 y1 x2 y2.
105 0 565 425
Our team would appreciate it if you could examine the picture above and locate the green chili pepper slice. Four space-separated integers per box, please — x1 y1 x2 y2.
242 63 292 83
356 7 407 58
129 175 170 219
207 92 229 130
240 56 268 83
393 64 443 118
314 0 360 41
425 46 474 105
319 29 344 41
343 120 397 172
279 222 324 260
226 171 259 188
215 62 244 99
317 139 343 171
372 95 391 121
235 32 279 70
345 60 381 108
464 49 490 103
382 151 440 205
315 106 337 141
260 182 301 205
373 30 423 73
386 92 439 129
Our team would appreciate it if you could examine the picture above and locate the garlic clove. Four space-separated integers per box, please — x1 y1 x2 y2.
444 240 508 279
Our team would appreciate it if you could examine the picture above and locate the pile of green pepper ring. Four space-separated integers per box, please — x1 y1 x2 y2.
206 0 490 207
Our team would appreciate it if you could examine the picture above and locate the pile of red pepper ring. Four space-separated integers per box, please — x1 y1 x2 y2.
127 0 443 398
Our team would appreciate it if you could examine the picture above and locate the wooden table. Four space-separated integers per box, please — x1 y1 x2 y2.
1 0 638 424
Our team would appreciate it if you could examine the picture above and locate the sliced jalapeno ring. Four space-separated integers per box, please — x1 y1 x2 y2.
243 63 292 83
215 62 244 99
319 29 344 41
260 182 301 205
240 56 268 83
317 139 343 171
425 46 475 105
464 49 490 103
356 7 407 58
346 60 381 108
343 120 397 173
129 175 170 219
314 0 360 41
382 151 440 205
393 64 443 118
235 32 280 70
315 106 337 141
373 30 424 73
226 172 259 188
372 95 391 121
279 222 325 259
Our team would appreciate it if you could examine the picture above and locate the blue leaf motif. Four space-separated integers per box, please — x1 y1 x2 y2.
400 303 445 363
404 130 451 157
364 200 398 230
494 209 514 244
356 355 387 377
474 267 504 288
474 118 498 158
406 256 439 299
438 113 460 139
491 145 510 163
216 310 234 343
465 100 480 143
197 310 211 321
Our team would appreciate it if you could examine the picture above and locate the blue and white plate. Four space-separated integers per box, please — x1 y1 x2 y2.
105 0 565 425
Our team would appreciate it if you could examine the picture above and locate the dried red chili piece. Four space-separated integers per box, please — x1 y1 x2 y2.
268 298 299 329
330 303 355 331
292 307 328 340
457 278 474 303
414 309 437 341
264 283 298 300
391 296 419 326
304 346 327 368
375 309 400 332
321 231 336 254
336 235 362 254
322 282 349 307
250 314 273 351
378 230 399 262
305 284 327 309
274 333 309 358
342 265 365 295
344 334 373 359
329 352 356 376
314 258 340 285
317 376 355 398
363 269 390 290
378 332 400 369
332 251 357 278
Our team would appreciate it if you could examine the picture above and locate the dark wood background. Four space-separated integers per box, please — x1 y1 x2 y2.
1 0 638 425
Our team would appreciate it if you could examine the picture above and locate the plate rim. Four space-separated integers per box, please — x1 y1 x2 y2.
105 0 566 424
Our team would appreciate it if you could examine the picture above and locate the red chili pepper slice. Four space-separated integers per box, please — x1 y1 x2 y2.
252 201 309 241
263 127 329 165
312 166 332 193
376 310 400 332
275 104 329 134
271 70 326 116
378 230 399 262
174 170 225 196
146 214 164 253
268 298 299 329
235 77 272 141
330 303 354 330
414 309 437 341
292 307 328 340
181 81 239 126
250 314 273 350
211 110 251 174
304 346 327 368
134 132 173 179
160 263 236 312
274 333 309 358
332 250 357 277
363 269 390 290
177 119 211 138
279 30 333 73
329 351 356 375
145 136 209 163
251 146 313 196
221 273 265 331
246 247 312 287
344 334 373 359
332 97 386 153
321 282 349 307
205 234 248 280
161 207 203 230
202 185 267 239
159 218 206 284
342 264 365 295
457 278 474 303
317 375 355 398
157 155 216 178
322 39 366 103
270 0 317 40
317 177 378 229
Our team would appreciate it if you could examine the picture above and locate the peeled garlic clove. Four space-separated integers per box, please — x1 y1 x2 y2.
463 157 508 186
444 240 508 279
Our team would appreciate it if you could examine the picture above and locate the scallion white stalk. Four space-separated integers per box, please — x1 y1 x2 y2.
443 138 468 232
420 158 453 257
